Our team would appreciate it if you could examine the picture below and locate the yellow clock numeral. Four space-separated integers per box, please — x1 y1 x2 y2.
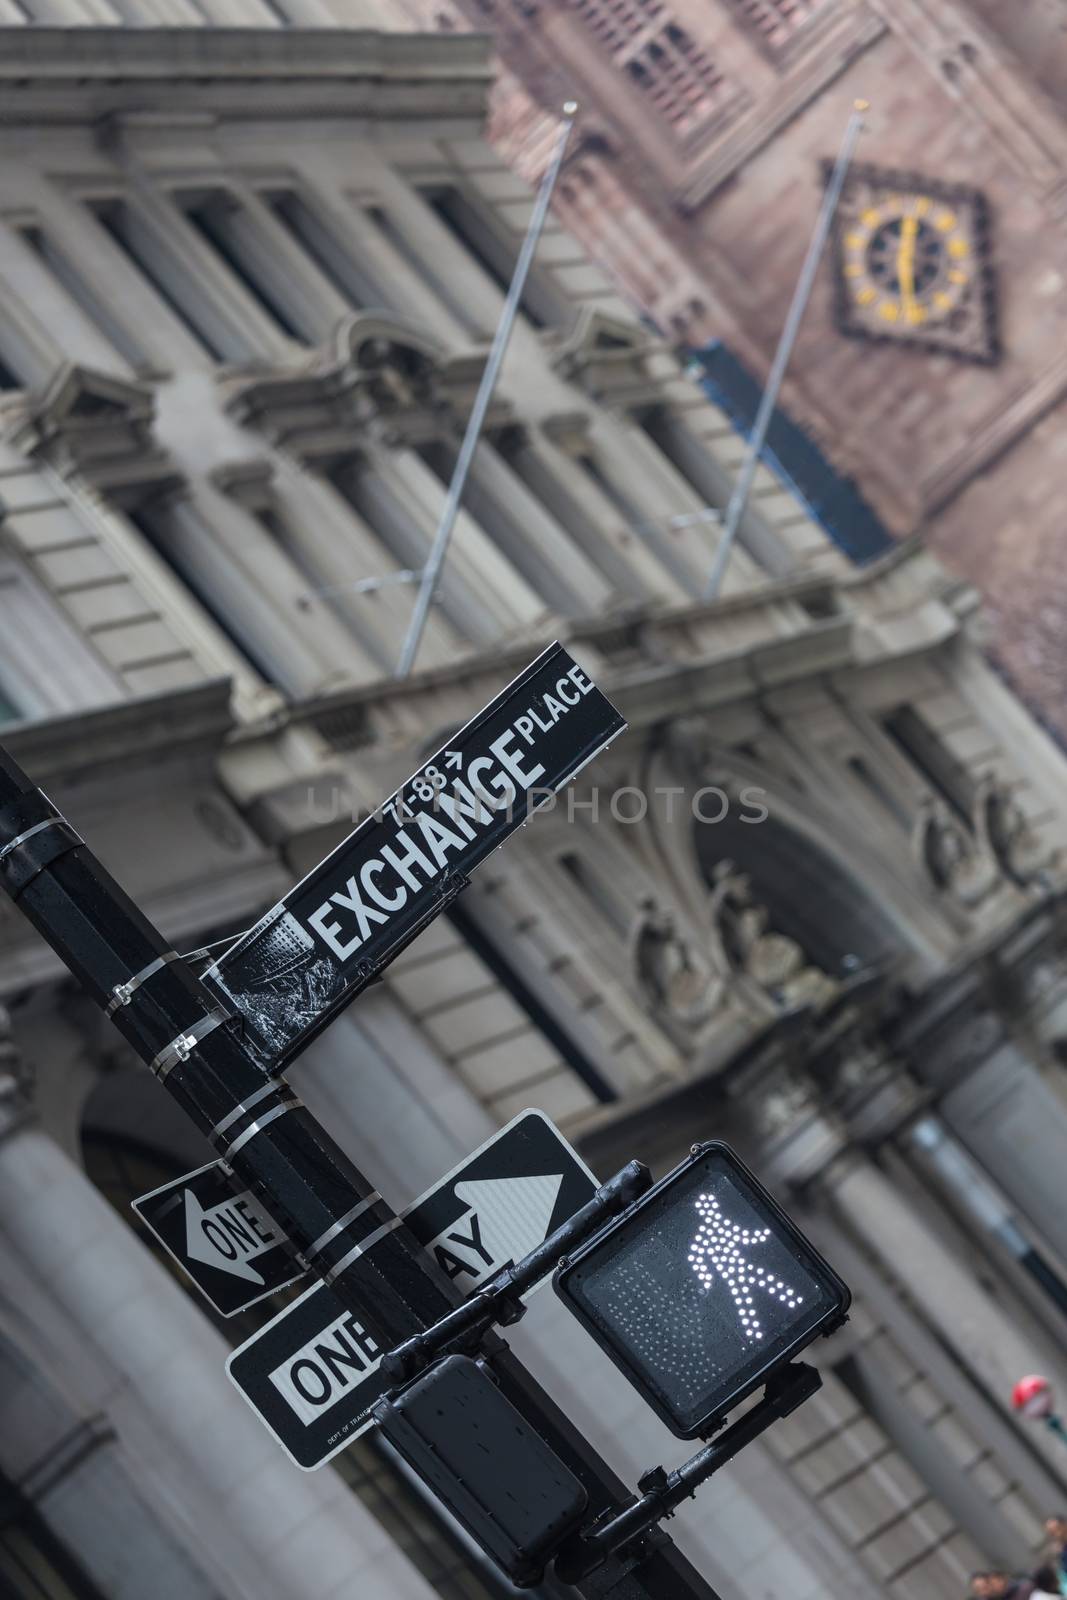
844 262 863 277
879 300 901 322
861 207 881 228
935 209 957 232
914 196 932 216
948 237 969 258
948 267 969 284
904 302 927 325
845 231 866 250
856 286 877 305
933 290 953 310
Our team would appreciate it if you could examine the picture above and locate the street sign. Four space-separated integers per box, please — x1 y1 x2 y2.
227 1109 598 1469
554 1142 850 1439
203 643 624 1071
132 1162 306 1319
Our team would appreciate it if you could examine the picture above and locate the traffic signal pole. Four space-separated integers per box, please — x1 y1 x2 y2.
0 745 725 1600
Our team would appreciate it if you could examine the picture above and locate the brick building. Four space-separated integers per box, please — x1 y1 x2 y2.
374 0 1067 741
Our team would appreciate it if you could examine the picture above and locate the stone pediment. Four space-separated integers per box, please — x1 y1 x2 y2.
224 312 513 458
550 308 660 407
7 363 179 502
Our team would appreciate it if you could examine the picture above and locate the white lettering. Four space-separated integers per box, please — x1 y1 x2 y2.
415 811 468 868
331 875 390 942
361 859 406 912
555 676 579 706
490 728 546 791
269 1310 382 1427
380 828 437 890
568 664 594 696
466 755 515 811
308 903 355 961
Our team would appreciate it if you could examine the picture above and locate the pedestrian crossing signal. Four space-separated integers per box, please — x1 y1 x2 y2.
553 1142 850 1438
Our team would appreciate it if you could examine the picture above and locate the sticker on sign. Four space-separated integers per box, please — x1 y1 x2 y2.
226 1109 597 1470
202 643 625 1072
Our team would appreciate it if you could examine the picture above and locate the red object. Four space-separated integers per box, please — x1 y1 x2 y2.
1012 1374 1054 1419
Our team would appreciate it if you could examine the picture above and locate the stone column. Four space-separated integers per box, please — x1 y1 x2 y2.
822 1147 1067 1484
0 1011 437 1600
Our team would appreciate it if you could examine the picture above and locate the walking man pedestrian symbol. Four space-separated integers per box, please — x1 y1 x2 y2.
688 1193 803 1342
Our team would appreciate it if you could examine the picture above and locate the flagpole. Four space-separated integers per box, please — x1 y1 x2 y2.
703 99 869 602
396 102 579 679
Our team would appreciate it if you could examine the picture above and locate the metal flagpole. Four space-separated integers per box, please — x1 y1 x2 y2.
396 102 579 679
703 99 869 602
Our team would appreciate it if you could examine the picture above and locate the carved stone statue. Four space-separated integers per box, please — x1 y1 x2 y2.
632 896 724 1029
708 861 840 1014
913 797 997 906
976 776 1054 886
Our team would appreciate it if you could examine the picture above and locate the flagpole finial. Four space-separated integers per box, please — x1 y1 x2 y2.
854 98 870 111
563 100 579 117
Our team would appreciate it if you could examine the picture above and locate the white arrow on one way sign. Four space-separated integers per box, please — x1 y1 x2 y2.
185 1188 280 1285
426 1173 564 1289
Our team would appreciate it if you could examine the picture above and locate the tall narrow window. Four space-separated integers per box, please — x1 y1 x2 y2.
847 754 913 829
882 706 975 824
125 504 279 686
559 851 633 940
723 0 830 58
365 204 482 335
497 430 645 598
0 349 23 390
89 199 242 363
567 0 739 138
178 190 311 343
263 190 383 310
20 225 148 369
418 185 565 329
0 1464 106 1600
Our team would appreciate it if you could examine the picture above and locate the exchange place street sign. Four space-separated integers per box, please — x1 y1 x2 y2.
133 1161 307 1318
227 1109 598 1470
203 643 625 1072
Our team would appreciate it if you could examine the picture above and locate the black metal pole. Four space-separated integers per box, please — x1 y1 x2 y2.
0 746 725 1600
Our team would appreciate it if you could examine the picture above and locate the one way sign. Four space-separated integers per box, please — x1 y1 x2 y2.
133 1163 305 1318
226 1109 596 1469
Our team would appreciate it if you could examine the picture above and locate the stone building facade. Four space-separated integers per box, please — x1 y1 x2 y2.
372 0 1067 745
3 13 1067 1600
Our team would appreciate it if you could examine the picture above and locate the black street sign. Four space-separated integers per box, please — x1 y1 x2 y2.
203 643 625 1072
227 1109 598 1469
133 1162 306 1318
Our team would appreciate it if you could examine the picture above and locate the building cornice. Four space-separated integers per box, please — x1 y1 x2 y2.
2 678 234 784
0 28 492 122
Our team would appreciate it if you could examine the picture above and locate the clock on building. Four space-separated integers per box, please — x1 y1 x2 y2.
826 162 999 365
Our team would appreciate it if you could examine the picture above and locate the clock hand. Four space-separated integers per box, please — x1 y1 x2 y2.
897 214 919 319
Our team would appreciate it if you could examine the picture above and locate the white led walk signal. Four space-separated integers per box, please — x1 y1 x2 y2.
689 1195 803 1343
554 1142 850 1439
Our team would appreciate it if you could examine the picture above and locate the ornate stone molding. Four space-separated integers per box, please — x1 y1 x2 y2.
7 365 180 505
223 312 513 460
549 308 662 410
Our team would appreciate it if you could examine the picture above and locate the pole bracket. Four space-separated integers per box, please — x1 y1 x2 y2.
148 1007 231 1081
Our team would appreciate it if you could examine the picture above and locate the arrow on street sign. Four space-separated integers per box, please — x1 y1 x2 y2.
226 1109 597 1470
202 643 625 1073
133 1162 306 1318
